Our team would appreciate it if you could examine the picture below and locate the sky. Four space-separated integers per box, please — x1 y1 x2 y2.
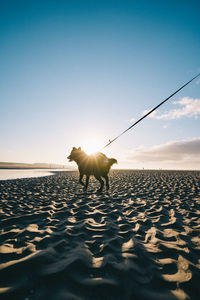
0 0 200 169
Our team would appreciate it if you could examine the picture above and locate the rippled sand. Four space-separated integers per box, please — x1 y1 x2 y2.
0 170 200 300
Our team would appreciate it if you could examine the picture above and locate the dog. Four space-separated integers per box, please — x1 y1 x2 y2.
67 147 117 192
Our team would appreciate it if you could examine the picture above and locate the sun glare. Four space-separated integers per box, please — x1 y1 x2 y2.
82 139 102 155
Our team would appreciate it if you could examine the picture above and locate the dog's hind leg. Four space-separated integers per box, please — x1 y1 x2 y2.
79 173 85 186
94 175 104 192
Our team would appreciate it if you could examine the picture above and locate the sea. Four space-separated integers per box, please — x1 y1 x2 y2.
0 169 58 180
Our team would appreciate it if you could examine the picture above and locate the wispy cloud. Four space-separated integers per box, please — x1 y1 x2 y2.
142 97 200 120
127 138 200 169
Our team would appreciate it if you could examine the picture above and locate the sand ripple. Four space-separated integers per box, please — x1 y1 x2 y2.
0 170 200 299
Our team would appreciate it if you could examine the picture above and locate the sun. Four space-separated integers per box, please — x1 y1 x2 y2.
82 139 102 155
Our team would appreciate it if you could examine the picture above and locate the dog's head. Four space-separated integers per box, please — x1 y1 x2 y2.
67 147 82 162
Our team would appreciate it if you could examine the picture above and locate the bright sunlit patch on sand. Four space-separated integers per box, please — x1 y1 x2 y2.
122 238 134 253
82 139 102 155
92 256 103 268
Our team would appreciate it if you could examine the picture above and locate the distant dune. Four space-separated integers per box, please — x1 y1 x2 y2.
0 162 72 169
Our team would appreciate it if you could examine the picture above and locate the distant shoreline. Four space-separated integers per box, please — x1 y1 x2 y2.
0 167 199 172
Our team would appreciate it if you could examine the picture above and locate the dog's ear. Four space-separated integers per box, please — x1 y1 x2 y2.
73 147 76 150
78 147 81 150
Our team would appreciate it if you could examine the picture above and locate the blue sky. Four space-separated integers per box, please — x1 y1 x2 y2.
0 0 199 169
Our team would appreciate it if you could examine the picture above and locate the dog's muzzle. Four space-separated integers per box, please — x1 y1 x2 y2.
67 155 72 162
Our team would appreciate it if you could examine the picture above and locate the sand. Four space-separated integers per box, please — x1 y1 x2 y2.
0 170 200 300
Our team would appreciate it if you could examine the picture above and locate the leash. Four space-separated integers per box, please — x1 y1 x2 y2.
101 72 200 150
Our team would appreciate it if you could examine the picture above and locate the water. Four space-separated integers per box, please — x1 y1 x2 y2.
0 169 56 180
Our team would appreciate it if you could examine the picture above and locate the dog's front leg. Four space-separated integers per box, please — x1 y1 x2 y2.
85 175 90 190
95 175 104 193
79 173 84 186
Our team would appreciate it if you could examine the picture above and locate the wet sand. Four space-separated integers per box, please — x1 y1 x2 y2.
0 170 200 300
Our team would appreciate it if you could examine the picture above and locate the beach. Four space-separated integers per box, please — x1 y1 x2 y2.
0 170 200 300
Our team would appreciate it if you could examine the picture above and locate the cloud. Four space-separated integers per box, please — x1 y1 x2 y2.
142 97 200 120
127 138 200 169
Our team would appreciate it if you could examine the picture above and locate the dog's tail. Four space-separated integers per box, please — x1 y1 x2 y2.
108 158 118 166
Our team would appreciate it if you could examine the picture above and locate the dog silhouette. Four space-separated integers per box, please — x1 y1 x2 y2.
68 147 117 192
